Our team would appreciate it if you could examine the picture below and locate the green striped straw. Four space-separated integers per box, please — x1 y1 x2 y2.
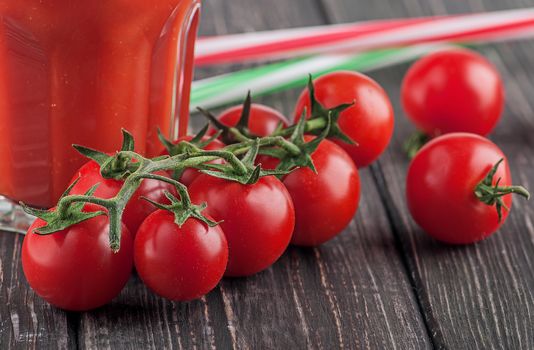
190 43 453 112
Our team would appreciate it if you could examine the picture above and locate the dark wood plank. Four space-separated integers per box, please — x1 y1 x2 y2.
0 233 74 349
207 169 430 349
78 276 233 349
320 0 534 348
77 0 431 348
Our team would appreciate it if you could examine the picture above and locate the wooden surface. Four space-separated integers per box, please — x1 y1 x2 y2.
2 0 534 349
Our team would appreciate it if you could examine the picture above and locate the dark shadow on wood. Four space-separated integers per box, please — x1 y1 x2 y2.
369 162 444 348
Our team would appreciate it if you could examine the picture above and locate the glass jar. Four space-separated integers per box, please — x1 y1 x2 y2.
0 0 200 231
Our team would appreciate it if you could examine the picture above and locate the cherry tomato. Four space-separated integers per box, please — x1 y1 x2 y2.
255 154 280 170
22 212 133 311
406 133 513 244
294 71 394 168
209 103 289 138
283 137 360 246
159 135 225 186
69 161 177 235
188 175 295 277
402 48 504 137
134 210 228 301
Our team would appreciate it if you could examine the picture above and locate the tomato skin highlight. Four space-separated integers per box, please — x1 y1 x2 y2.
188 175 295 277
402 48 504 137
159 135 225 186
406 133 512 244
283 138 360 246
134 211 228 301
22 215 133 311
294 71 394 168
69 161 177 235
209 103 289 138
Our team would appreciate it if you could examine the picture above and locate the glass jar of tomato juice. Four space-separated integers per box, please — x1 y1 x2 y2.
0 0 200 230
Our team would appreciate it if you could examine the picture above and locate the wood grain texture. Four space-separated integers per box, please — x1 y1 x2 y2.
0 233 75 349
319 0 534 348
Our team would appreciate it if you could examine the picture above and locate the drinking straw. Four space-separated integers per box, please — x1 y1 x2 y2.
195 8 534 66
190 44 452 111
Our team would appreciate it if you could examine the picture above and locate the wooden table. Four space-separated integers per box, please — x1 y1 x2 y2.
2 0 534 349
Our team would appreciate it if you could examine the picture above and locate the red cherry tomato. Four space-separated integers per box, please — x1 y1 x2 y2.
134 210 228 301
159 135 225 186
22 213 133 311
283 137 360 246
255 154 281 170
406 133 513 244
402 48 504 137
209 103 289 138
69 161 177 235
294 71 394 168
188 175 295 277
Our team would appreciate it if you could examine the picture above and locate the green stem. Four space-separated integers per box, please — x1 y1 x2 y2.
189 150 247 175
477 183 531 199
229 127 252 143
138 173 192 207
56 195 112 219
29 113 334 252
474 159 530 222
273 117 327 137
225 136 300 157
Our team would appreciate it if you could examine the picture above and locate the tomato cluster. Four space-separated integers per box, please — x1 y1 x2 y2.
21 49 529 312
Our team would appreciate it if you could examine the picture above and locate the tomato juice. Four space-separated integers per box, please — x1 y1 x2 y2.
0 0 199 207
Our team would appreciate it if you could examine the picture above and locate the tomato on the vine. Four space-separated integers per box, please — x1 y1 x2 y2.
402 48 504 137
69 161 177 235
283 137 360 246
159 135 225 186
188 175 295 277
209 103 289 138
134 210 228 301
294 71 394 168
406 133 528 244
22 210 133 311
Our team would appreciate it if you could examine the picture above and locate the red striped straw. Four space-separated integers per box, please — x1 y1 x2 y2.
195 8 534 66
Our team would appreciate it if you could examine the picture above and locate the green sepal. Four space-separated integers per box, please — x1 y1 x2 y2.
306 74 357 145
157 127 178 155
142 190 220 228
21 182 105 235
200 164 289 185
190 124 224 149
474 158 530 222
99 152 138 180
190 124 210 144
73 144 110 165
157 125 224 181
197 106 236 144
74 129 139 180
200 138 290 184
275 113 332 173
73 129 135 166
120 129 135 152
272 121 286 136
236 91 252 133
241 135 261 165
158 124 222 157
197 92 256 144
